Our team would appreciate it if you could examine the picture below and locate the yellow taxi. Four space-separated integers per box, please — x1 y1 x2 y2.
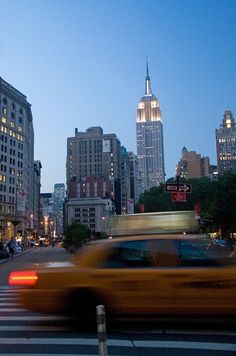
8 234 236 324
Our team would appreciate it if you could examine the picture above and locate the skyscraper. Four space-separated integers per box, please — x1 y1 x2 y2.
0 77 38 241
66 126 121 213
216 110 236 175
136 61 165 193
176 147 210 179
53 183 65 236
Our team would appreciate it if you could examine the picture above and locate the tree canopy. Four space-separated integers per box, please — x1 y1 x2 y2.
63 222 91 252
136 172 236 237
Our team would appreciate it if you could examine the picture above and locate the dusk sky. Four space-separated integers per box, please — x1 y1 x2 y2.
0 0 235 193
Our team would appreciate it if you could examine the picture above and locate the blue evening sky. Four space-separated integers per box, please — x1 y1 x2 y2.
0 0 235 192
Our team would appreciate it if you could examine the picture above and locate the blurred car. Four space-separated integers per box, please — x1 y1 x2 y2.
8 234 236 325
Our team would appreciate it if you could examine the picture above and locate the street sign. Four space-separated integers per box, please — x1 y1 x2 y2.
165 183 191 193
171 192 187 202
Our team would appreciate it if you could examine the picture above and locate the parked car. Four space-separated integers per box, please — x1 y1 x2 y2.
8 234 236 326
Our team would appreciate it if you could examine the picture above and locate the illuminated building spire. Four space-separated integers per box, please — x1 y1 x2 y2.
136 60 165 193
145 57 152 96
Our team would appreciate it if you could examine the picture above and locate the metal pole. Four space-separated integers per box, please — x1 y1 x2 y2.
96 304 108 356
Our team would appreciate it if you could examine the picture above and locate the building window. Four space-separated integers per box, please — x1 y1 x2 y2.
0 175 6 182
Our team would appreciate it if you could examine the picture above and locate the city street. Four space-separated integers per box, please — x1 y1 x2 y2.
0 246 236 355
0 245 72 286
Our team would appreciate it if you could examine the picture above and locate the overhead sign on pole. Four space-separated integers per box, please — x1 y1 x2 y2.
165 183 191 193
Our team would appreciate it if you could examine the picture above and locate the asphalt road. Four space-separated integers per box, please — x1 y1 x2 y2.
0 245 73 285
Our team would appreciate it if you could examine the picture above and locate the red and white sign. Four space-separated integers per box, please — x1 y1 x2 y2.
171 191 187 202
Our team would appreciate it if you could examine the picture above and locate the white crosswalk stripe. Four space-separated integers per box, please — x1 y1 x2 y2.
0 286 236 355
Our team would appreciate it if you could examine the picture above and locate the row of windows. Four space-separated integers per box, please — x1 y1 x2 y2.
0 125 23 141
2 108 24 124
0 174 22 186
0 189 23 197
74 213 96 218
1 118 23 132
0 135 23 149
219 156 236 161
218 138 236 143
73 219 95 228
0 147 23 158
0 194 6 202
74 217 96 223
74 207 96 212
2 97 24 113
0 156 23 168
0 203 15 214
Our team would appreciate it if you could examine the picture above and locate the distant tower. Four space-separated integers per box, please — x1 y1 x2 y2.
53 183 65 236
177 147 210 178
136 60 165 193
216 110 236 175
66 127 121 213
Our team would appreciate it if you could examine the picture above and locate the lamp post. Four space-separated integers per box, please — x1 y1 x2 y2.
11 185 20 239
49 220 54 239
30 214 34 229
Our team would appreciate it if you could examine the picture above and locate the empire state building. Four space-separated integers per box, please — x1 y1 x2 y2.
136 62 165 193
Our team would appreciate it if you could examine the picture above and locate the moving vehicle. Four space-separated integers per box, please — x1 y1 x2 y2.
8 234 236 325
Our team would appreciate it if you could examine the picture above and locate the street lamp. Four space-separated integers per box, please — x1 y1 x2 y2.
11 182 21 238
30 214 34 229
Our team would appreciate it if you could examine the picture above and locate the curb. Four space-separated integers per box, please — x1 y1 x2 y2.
0 247 35 265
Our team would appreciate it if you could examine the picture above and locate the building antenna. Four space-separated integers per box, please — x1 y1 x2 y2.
146 55 150 78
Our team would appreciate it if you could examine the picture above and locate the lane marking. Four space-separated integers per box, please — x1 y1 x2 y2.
0 338 131 346
0 324 235 337
0 316 68 320
133 340 236 351
0 354 102 356
0 325 67 331
0 308 29 312
0 338 235 351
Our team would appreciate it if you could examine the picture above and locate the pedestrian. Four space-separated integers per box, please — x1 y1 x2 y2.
8 238 16 256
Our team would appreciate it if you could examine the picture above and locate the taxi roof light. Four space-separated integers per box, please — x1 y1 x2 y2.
8 271 38 286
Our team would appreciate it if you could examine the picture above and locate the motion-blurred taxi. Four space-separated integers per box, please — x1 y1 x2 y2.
8 234 236 324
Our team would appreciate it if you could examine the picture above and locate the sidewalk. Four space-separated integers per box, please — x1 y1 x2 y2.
0 246 35 264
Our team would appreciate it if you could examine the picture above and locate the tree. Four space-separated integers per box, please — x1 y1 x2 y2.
63 222 91 252
137 184 174 212
211 172 236 238
136 173 236 237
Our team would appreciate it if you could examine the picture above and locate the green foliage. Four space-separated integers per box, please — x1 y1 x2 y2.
136 172 236 235
63 222 91 251
211 172 236 236
139 184 173 212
